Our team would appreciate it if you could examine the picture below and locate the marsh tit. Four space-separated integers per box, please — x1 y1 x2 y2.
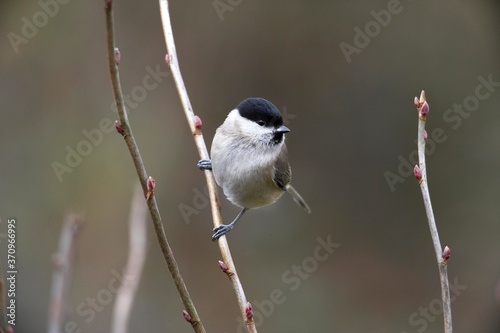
198 97 311 241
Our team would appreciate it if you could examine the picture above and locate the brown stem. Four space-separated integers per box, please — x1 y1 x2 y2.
111 184 148 333
104 1 206 332
414 91 452 333
158 1 257 331
47 214 83 333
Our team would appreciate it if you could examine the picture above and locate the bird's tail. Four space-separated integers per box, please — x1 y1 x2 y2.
286 184 311 214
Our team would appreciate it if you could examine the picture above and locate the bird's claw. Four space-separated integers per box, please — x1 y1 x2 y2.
212 224 233 241
198 159 212 171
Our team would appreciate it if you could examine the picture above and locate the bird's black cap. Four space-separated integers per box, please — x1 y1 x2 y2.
236 98 284 128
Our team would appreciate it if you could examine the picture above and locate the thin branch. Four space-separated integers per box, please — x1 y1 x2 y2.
413 91 452 333
111 184 148 333
47 214 83 333
104 1 206 332
158 1 257 332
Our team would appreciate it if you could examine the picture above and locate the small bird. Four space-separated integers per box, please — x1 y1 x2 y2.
198 97 310 241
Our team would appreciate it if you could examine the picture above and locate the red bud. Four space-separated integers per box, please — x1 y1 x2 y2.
218 260 229 273
413 96 420 108
414 165 422 183
146 176 155 200
194 115 202 133
442 246 451 261
115 121 125 136
245 302 253 320
147 176 156 191
114 48 121 64
420 101 429 117
182 310 193 323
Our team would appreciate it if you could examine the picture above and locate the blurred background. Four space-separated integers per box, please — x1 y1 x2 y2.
1 0 500 332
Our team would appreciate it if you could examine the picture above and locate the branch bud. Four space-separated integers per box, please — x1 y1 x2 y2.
194 115 202 135
52 253 64 270
165 54 171 66
423 130 428 141
442 246 451 261
114 47 121 64
218 260 229 273
420 101 429 118
413 165 422 183
147 176 155 191
115 121 125 136
413 96 420 108
419 90 426 104
245 302 253 320
146 176 156 200
182 310 193 323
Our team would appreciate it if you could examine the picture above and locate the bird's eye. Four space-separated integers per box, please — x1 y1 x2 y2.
257 120 265 126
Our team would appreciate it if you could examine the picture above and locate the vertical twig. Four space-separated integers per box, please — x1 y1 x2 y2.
158 1 257 332
104 1 206 332
413 91 452 333
111 184 148 333
47 214 83 333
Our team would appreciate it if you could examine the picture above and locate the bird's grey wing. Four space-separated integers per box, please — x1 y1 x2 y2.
272 145 292 190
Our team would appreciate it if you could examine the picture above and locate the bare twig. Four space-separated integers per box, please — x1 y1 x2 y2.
47 214 83 333
413 91 452 333
111 184 148 333
104 1 206 332
158 1 257 332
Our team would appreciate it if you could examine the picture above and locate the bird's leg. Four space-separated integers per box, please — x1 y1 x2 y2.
212 208 247 241
197 159 212 170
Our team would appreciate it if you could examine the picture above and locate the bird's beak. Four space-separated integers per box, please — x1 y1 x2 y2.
275 125 290 134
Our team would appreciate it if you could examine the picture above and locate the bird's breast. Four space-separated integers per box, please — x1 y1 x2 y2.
211 135 284 208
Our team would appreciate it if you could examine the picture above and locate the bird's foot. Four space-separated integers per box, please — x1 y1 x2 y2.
212 224 233 241
198 159 212 171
